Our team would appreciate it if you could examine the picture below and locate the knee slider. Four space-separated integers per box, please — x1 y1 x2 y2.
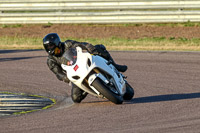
71 94 82 103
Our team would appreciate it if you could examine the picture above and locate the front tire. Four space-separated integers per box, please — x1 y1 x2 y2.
123 82 134 100
91 78 123 104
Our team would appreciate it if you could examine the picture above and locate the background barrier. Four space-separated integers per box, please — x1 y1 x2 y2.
0 0 200 24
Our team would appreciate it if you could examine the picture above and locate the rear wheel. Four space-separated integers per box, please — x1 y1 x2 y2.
91 78 123 104
123 82 134 100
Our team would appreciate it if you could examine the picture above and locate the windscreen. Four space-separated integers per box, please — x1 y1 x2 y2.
62 48 77 66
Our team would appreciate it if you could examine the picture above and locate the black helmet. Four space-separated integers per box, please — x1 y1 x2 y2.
43 33 61 55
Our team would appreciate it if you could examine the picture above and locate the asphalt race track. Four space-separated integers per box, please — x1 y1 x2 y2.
0 50 200 133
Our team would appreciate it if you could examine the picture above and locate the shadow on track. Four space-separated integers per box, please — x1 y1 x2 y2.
0 49 43 54
127 92 200 104
0 56 45 62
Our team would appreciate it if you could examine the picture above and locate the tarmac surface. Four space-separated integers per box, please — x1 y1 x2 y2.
0 50 200 133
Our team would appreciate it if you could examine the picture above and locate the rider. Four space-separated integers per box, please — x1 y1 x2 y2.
43 33 127 103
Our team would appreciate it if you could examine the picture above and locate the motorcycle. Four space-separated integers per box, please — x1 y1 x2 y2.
61 47 134 104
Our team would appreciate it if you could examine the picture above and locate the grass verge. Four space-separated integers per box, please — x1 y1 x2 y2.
2 22 200 28
0 36 200 51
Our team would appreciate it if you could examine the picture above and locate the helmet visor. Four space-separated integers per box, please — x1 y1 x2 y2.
44 43 56 55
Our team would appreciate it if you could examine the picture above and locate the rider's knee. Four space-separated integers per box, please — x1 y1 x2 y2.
71 94 82 103
71 84 87 103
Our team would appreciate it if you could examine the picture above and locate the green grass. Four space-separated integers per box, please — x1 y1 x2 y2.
1 21 200 29
0 36 42 49
0 36 200 51
1 24 23 28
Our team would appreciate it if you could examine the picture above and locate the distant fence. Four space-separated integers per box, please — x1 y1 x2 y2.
1 0 200 24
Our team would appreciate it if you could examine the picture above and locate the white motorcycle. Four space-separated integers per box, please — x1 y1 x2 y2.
61 47 134 104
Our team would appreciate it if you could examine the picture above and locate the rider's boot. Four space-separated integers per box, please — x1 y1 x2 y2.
71 84 88 103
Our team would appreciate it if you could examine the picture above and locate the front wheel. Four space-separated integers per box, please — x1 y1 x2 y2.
91 78 123 104
123 82 134 100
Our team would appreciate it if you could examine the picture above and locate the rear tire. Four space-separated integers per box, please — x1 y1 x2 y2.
91 78 123 104
123 82 134 100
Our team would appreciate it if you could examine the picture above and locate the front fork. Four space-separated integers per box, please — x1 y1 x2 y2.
88 69 125 96
88 73 109 95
